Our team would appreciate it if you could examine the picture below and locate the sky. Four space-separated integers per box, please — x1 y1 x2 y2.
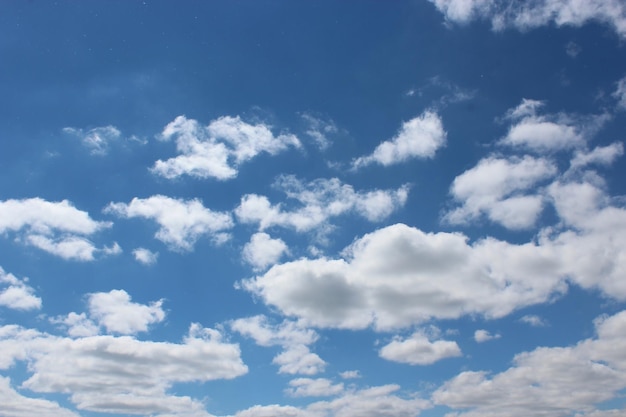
1 1 626 416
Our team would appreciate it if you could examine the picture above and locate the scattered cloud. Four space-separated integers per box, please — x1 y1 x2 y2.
0 322 246 417
63 125 121 156
379 331 462 365
444 155 557 229
613 75 626 110
565 41 581 58
235 176 409 235
0 198 116 261
132 247 159 265
273 344 327 375
569 142 624 170
285 378 344 398
0 267 41 311
87 289 165 335
474 329 501 343
152 115 301 181
352 110 446 168
243 232 288 271
105 195 233 251
433 309 626 417
429 0 626 39
339 370 361 379
520 314 549 327
300 113 339 151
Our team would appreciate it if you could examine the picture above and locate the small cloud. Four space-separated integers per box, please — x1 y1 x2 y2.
565 41 581 58
520 314 549 327
300 112 339 151
474 329 501 343
0 267 42 311
339 370 361 379
379 331 462 365
133 248 158 265
242 232 288 271
63 126 121 156
285 378 344 397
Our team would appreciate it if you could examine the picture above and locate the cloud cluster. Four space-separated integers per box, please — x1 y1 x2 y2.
1 292 247 417
152 115 301 181
105 195 233 251
231 315 326 375
430 0 626 39
236 176 409 235
0 198 118 261
353 110 446 168
0 267 41 311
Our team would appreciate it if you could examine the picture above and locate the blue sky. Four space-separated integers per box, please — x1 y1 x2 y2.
1 1 626 416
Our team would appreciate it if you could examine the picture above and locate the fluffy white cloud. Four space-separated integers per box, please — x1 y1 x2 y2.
235 176 409 234
231 315 325 375
0 376 80 417
433 309 626 417
87 289 165 335
444 155 557 229
286 378 344 398
379 331 462 365
51 312 100 338
339 370 361 379
152 115 301 181
520 315 549 327
63 125 121 156
499 99 609 152
429 0 626 39
474 329 501 343
133 247 159 265
105 195 233 251
0 322 247 416
0 198 116 261
569 142 624 170
352 110 446 168
0 267 41 311
243 232 288 271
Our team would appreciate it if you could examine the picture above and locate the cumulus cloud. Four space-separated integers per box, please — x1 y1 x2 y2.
133 247 159 265
569 142 624 170
433 309 626 417
87 289 165 335
63 125 122 156
379 331 462 365
0 267 41 311
499 99 609 152
235 176 409 235
286 378 344 397
243 232 289 271
429 0 626 39
352 110 446 168
152 115 301 181
0 376 80 417
231 315 325 375
444 155 557 229
0 321 247 416
0 198 116 261
105 195 233 251
474 329 501 343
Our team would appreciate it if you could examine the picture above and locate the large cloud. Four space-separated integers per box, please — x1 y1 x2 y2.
433 309 626 417
352 110 446 168
429 0 626 39
152 115 301 181
105 195 233 251
0 198 118 261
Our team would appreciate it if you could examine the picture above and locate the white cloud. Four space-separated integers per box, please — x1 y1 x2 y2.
474 329 501 343
50 312 99 338
301 113 339 151
444 155 557 229
105 195 233 251
87 289 165 335
243 232 288 271
429 0 626 39
285 378 344 397
0 267 41 311
133 247 159 265
499 100 609 152
63 125 121 156
379 331 462 365
352 110 446 168
520 314 549 327
0 376 80 417
613 76 626 109
152 115 301 181
235 176 409 234
0 198 115 261
273 344 327 375
565 41 581 58
0 322 247 416
433 309 626 417
231 315 325 375
339 370 361 379
569 142 624 170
